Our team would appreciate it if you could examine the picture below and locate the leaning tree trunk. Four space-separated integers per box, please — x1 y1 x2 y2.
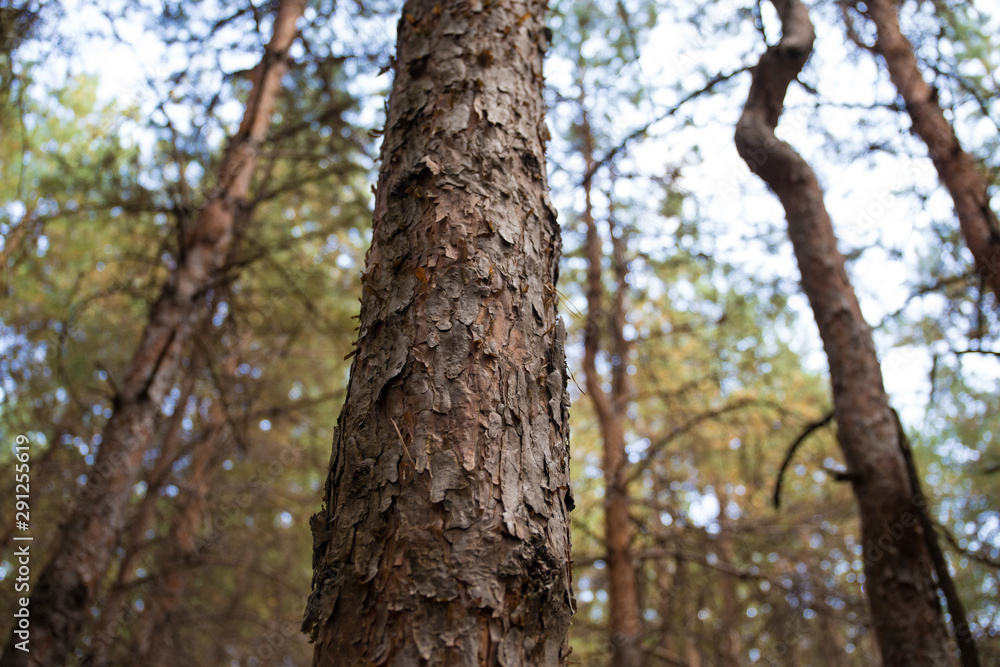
0 3 306 664
300 0 574 663
734 1 955 665
79 373 196 667
856 0 1000 302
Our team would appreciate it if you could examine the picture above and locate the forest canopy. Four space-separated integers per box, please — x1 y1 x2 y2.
0 0 998 665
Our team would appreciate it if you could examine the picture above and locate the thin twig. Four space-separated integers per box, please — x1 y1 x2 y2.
582 65 753 186
773 411 834 509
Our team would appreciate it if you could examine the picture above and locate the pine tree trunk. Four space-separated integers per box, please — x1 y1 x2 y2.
575 78 642 666
79 374 196 667
580 155 642 664
0 3 305 664
734 1 956 665
301 0 574 663
137 406 226 667
858 0 1000 302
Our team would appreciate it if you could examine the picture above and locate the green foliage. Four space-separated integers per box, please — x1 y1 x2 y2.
1 16 375 660
1 0 998 664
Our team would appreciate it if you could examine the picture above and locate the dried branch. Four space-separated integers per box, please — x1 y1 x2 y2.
772 411 834 509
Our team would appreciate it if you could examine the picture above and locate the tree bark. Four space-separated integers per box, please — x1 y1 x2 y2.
0 3 306 664
579 103 643 664
855 0 1000 302
734 1 956 665
301 0 574 663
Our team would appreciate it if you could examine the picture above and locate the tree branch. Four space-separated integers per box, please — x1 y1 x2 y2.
772 410 834 509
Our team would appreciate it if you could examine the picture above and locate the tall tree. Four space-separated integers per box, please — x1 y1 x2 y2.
579 109 643 664
845 0 1000 306
301 0 575 662
734 1 956 665
0 1 306 663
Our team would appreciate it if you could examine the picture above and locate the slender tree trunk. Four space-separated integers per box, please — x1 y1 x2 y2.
734 2 956 665
854 0 1000 302
894 410 980 667
654 557 677 662
579 114 642 663
301 0 574 663
716 505 740 666
133 339 244 666
79 373 196 667
608 220 643 667
684 574 703 667
137 406 226 667
0 3 305 664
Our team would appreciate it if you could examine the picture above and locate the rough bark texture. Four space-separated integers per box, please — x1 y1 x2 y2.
734 2 956 665
858 0 1000 302
302 0 574 663
579 107 642 665
0 4 305 664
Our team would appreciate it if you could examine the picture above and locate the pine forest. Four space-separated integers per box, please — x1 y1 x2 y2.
0 0 998 665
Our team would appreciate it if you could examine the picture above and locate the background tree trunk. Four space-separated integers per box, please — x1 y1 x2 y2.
136 403 226 667
78 372 196 667
856 0 1000 303
573 71 643 665
734 1 956 665
301 0 575 663
0 2 306 664
580 154 643 664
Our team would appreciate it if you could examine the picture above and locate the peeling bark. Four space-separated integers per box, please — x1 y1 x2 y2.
302 0 574 664
734 2 955 665
855 0 1000 303
0 3 306 664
